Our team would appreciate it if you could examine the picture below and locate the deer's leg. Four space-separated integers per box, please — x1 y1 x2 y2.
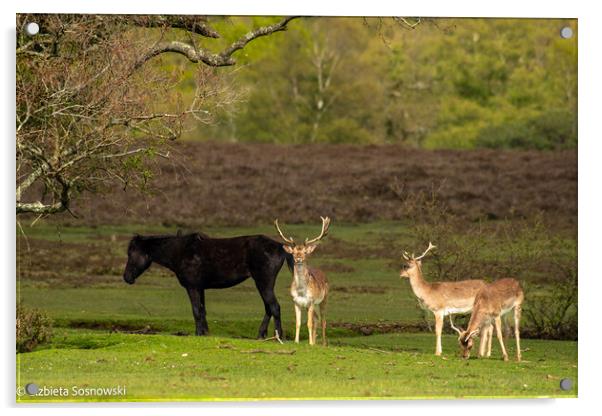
307 304 315 345
494 316 509 361
478 325 488 358
514 305 522 362
479 324 492 357
294 303 302 344
320 301 327 346
312 307 320 344
486 324 493 357
434 311 443 356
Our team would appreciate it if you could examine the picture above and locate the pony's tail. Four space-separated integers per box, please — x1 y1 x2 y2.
283 250 294 273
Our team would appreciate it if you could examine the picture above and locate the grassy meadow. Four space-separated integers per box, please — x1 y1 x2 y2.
16 221 577 401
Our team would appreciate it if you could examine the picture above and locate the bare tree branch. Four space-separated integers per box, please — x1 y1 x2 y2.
16 174 71 215
219 16 299 61
137 16 300 68
136 40 224 67
393 17 422 29
16 167 44 202
128 15 220 39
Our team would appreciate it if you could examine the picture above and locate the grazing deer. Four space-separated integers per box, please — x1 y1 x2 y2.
450 278 524 361
400 242 489 356
274 216 330 346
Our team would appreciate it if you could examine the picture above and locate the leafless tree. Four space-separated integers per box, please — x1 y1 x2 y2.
16 14 298 217
308 35 340 142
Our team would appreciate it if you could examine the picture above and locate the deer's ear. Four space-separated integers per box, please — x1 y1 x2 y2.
283 245 294 254
306 244 317 254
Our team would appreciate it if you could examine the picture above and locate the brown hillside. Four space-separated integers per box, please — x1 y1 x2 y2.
54 142 576 227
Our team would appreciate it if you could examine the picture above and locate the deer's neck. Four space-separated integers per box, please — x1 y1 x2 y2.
466 305 488 334
407 266 433 302
293 262 310 289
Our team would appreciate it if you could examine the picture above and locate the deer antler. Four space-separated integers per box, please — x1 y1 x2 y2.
414 242 436 260
401 242 436 262
304 216 331 245
449 315 464 336
274 219 295 245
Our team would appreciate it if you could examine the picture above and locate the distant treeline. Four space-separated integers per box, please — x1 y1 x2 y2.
166 17 577 149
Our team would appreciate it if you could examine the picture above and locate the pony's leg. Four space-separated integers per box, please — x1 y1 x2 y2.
199 289 208 333
494 316 509 361
514 305 522 362
307 304 315 345
257 302 272 339
320 300 327 346
186 286 208 336
434 311 443 356
254 256 287 341
254 278 283 340
294 303 302 343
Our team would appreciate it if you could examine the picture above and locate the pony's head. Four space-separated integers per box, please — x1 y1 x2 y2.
123 235 152 284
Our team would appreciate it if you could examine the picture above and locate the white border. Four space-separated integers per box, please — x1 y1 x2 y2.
8 0 582 18
3 0 601 415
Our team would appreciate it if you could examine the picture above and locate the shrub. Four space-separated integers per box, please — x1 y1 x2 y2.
530 110 577 149
523 261 577 340
16 304 53 353
475 110 577 150
475 120 535 149
423 123 482 149
401 189 498 283
318 118 375 144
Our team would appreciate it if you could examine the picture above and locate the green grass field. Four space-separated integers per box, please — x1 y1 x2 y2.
16 222 578 401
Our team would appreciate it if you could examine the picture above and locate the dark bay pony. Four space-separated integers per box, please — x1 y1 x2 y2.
123 232 293 339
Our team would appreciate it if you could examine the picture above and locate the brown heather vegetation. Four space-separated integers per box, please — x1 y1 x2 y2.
45 142 577 228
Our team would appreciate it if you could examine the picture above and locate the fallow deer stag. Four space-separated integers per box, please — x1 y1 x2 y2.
274 217 330 346
450 278 524 361
400 242 490 356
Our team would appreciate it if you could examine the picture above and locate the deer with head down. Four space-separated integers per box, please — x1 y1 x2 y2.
450 278 524 361
400 242 493 356
274 216 330 346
